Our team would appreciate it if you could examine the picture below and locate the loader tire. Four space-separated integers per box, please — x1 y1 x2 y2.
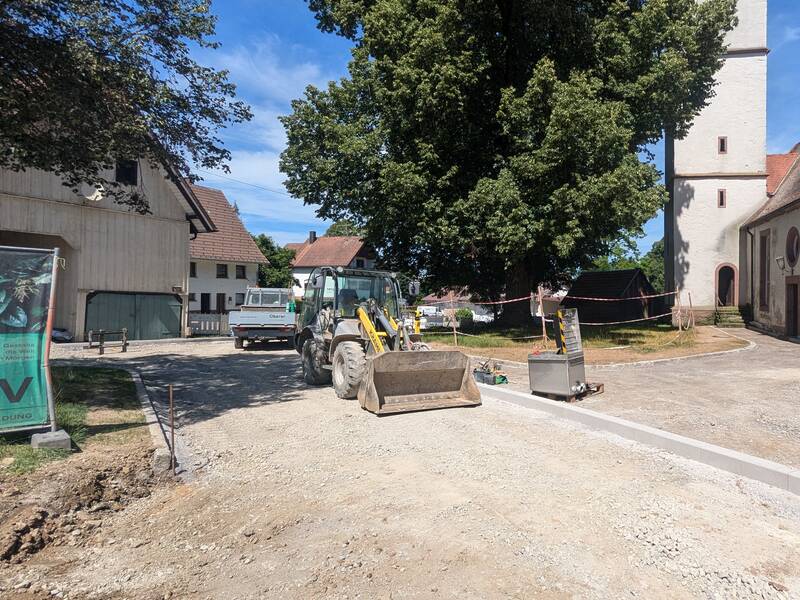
332 341 367 399
302 339 331 386
234 336 244 349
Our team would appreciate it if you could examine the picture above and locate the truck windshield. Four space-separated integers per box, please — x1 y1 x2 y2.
246 290 288 306
335 275 398 317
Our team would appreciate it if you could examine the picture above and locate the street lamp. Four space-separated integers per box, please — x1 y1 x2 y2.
775 256 787 272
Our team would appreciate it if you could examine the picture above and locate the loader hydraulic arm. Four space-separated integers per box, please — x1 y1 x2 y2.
357 306 385 353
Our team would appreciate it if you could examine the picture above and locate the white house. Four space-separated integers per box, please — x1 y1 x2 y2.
286 231 375 297
0 160 215 340
188 185 267 314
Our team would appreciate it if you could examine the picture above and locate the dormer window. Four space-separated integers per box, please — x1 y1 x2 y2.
718 136 728 154
115 159 138 186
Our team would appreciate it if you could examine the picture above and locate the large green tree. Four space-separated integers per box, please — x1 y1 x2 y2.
325 219 364 237
1 1 251 212
253 234 297 288
281 0 736 322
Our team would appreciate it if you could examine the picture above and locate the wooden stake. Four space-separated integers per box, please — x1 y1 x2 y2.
538 286 548 347
688 292 696 329
449 290 458 347
169 384 176 476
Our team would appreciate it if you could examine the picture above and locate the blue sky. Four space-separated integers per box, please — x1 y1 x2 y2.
195 0 800 252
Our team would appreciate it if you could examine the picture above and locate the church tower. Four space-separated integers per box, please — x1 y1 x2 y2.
665 0 768 319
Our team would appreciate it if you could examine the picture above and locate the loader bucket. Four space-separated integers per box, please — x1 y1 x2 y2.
357 350 481 415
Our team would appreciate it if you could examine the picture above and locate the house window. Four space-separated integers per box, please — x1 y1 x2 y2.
188 293 196 302
718 136 728 154
718 189 727 208
354 258 365 269
235 265 247 279
190 262 197 278
115 159 138 186
216 264 228 279
787 227 800 268
235 293 245 306
759 231 770 311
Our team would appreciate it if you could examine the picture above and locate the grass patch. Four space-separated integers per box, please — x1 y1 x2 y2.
0 367 140 475
422 321 691 352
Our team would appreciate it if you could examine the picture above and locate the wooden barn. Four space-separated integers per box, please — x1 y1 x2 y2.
0 161 214 340
561 269 663 325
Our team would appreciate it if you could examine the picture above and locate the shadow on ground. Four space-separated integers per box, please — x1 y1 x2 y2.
53 345 308 429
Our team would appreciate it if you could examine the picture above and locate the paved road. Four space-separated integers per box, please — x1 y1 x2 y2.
38 340 800 598
495 328 800 468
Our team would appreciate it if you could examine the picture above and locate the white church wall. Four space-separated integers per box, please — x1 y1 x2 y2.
668 0 768 313
673 55 767 175
674 177 767 307
726 0 768 50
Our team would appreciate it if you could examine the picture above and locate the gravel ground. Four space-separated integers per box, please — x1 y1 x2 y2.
484 328 800 468
5 339 799 599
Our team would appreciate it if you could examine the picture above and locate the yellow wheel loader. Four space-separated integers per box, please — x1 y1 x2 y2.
294 267 481 415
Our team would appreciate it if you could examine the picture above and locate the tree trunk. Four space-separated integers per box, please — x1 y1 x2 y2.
499 259 534 325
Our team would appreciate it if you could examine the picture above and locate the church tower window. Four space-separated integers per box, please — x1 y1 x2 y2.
718 136 728 154
717 189 727 208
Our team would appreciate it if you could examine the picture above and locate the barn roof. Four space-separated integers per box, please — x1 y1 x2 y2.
564 269 654 300
189 185 268 264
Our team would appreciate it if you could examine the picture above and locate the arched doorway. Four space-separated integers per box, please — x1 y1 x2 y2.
716 264 737 307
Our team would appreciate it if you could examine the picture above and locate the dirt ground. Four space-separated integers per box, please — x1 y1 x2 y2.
432 326 748 365
2 339 798 599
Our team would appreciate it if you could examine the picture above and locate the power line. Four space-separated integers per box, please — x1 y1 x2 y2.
196 169 295 198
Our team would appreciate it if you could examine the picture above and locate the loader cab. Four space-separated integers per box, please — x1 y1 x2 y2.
298 267 402 330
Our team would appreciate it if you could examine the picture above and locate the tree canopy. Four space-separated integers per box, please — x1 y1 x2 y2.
281 0 735 321
325 219 364 237
1 1 251 212
253 234 297 288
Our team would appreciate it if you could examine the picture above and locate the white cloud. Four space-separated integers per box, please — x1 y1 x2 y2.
194 34 342 243
784 26 800 44
207 34 336 106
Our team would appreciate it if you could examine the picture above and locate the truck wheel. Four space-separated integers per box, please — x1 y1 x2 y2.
234 336 244 349
332 342 366 399
302 339 331 386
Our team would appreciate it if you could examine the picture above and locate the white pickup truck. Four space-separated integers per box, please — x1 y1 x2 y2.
228 287 296 349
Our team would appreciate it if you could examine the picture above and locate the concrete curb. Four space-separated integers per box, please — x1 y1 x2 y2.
127 368 174 474
479 384 800 496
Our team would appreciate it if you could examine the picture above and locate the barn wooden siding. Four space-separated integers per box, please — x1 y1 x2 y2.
0 164 190 338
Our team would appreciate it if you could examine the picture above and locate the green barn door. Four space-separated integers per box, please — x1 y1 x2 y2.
85 293 136 338
135 294 182 339
86 293 182 341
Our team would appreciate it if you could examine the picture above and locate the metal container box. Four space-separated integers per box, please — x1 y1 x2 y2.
527 351 586 398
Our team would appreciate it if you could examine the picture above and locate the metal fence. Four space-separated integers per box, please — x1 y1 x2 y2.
189 313 230 336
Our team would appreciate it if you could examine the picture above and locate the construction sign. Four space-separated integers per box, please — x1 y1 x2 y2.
0 247 58 432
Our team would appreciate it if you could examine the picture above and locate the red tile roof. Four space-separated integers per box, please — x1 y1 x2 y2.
748 152 800 225
291 236 365 268
189 185 268 264
766 153 798 195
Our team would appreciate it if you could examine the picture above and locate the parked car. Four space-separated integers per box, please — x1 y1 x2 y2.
51 328 74 343
228 287 296 349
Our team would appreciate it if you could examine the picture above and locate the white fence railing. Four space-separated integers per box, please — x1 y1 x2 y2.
189 313 230 336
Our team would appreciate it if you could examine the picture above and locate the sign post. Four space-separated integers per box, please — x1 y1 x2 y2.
0 246 61 437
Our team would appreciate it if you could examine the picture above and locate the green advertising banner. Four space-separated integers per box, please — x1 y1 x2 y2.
0 247 55 432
